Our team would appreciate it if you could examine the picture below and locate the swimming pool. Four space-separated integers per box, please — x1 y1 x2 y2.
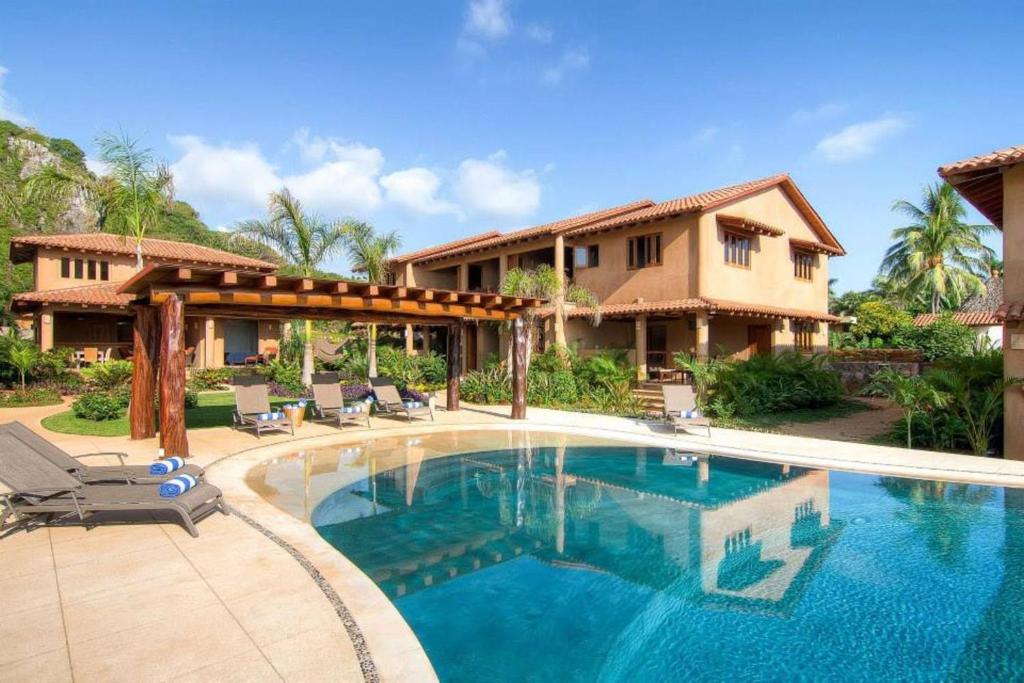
306 439 1024 682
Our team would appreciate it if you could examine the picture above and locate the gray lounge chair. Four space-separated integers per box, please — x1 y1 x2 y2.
662 385 711 437
0 421 204 484
0 433 226 538
232 381 294 438
371 379 433 422
311 373 371 429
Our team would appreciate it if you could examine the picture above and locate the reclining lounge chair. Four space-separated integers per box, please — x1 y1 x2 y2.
661 384 712 437
232 381 294 438
0 433 226 537
311 373 371 429
371 378 434 422
0 421 204 484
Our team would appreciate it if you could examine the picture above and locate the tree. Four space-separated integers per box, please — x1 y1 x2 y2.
340 222 401 379
5 338 38 390
499 264 601 373
234 188 351 385
95 132 174 269
864 368 946 448
879 182 995 314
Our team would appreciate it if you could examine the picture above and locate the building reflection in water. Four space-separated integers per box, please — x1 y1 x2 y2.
304 436 843 616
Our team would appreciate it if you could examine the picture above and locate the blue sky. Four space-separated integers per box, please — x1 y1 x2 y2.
2 0 1020 290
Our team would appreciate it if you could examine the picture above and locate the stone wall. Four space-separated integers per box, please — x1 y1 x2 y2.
827 360 921 394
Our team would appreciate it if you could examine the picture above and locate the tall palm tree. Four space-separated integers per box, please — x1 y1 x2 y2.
341 222 401 378
879 182 994 314
234 188 351 385
95 133 174 269
500 263 601 372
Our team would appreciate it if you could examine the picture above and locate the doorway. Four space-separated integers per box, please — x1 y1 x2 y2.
646 323 668 370
465 323 478 372
746 325 772 357
224 319 259 365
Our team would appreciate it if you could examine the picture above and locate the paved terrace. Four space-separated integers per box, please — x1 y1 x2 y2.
3 399 1024 682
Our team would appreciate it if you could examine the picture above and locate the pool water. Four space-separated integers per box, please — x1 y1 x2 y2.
312 445 1024 682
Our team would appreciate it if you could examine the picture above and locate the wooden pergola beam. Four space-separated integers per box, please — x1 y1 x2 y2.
158 294 189 457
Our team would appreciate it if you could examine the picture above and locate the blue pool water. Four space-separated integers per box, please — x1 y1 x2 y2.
312 446 1024 682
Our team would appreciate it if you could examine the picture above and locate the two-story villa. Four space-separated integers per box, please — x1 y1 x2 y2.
9 233 284 366
390 174 845 378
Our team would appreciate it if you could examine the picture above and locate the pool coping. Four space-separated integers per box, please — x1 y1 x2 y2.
208 416 1024 682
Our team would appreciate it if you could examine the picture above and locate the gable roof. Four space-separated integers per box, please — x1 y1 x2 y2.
913 278 1004 327
396 200 656 265
564 174 845 255
938 144 1024 228
9 233 278 271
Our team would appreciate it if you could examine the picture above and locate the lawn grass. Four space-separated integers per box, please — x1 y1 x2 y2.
40 391 294 437
711 398 872 432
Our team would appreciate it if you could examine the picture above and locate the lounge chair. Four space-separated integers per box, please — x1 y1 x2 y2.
371 378 433 422
662 384 711 437
0 421 204 484
310 373 371 429
232 381 294 437
0 433 226 538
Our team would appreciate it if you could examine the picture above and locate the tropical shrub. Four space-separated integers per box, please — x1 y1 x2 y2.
527 368 578 405
0 387 63 408
81 360 134 391
851 301 914 340
72 388 130 421
711 352 842 417
892 315 975 361
188 367 236 391
255 359 305 396
461 366 512 404
673 352 729 411
863 368 947 448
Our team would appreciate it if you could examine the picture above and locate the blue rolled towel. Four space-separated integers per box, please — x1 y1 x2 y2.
681 409 701 419
149 456 185 476
159 474 198 498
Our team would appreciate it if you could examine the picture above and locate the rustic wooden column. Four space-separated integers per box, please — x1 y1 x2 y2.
511 317 527 419
129 305 159 440
446 322 462 411
158 294 189 457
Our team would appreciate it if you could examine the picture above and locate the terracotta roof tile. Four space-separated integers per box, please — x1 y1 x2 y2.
10 233 278 270
789 237 845 256
563 297 838 323
12 282 134 309
913 311 1001 327
404 200 656 264
938 144 1024 177
390 230 502 263
996 302 1024 322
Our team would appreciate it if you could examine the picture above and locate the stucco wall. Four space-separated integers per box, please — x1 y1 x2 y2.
35 248 137 291
697 186 830 313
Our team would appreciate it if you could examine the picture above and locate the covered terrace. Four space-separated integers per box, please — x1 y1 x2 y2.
117 264 545 457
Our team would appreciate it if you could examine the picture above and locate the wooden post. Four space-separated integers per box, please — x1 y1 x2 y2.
446 322 462 411
511 317 527 419
158 294 189 457
129 305 159 440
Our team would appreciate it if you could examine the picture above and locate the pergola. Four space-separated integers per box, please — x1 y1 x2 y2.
117 264 544 457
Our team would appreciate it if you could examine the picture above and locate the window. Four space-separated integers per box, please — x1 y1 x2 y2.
73 258 84 279
724 232 751 267
627 234 662 269
100 261 110 281
794 250 814 280
574 245 599 269
60 257 70 278
87 259 97 280
794 322 815 352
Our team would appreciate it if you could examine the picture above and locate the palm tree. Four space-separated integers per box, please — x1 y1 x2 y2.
500 264 601 373
234 188 351 385
864 368 946 448
95 133 174 269
879 182 994 314
341 222 402 378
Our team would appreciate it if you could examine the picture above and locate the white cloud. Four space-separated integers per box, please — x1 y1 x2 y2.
525 23 553 43
455 151 540 217
0 66 29 125
464 0 512 40
815 115 908 163
541 47 590 85
381 168 460 217
690 126 719 145
84 156 111 176
791 102 848 123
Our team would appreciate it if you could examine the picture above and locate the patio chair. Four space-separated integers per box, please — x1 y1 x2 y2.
371 378 433 422
310 373 370 429
82 347 99 365
661 384 711 437
232 381 294 438
0 433 226 538
0 421 204 485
